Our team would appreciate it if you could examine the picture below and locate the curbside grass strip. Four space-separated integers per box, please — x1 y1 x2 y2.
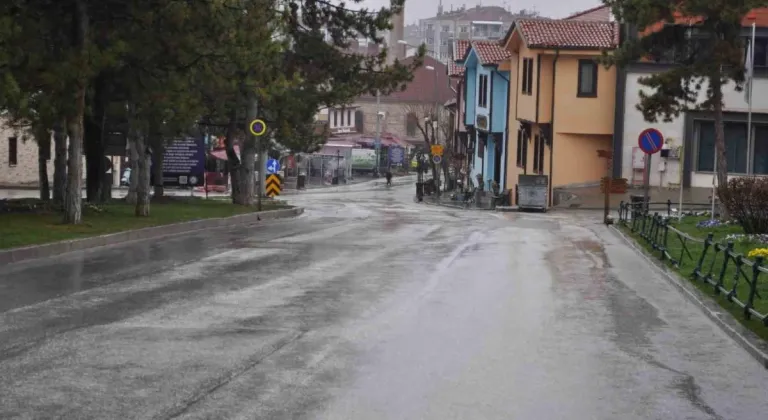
610 225 768 369
0 207 304 267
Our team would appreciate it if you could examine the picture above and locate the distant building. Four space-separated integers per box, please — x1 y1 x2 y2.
417 2 541 63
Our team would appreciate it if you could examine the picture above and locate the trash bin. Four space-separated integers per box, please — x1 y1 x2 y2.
297 174 306 189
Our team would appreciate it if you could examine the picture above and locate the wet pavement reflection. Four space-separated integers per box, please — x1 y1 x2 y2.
0 185 766 419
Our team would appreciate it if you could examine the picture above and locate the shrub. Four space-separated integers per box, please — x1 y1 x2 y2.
718 177 768 234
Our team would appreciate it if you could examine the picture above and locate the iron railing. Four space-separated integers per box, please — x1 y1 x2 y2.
617 201 768 326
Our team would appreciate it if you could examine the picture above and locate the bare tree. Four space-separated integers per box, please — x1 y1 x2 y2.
402 103 451 183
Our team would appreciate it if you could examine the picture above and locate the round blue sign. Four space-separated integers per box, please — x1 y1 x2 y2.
638 128 664 154
266 158 281 174
432 155 442 165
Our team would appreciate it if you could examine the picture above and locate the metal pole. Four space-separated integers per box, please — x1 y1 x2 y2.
375 89 381 177
642 152 651 212
678 145 684 220
434 69 440 196
747 22 756 174
711 149 717 220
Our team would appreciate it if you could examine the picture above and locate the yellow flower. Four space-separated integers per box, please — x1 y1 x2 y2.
747 248 768 259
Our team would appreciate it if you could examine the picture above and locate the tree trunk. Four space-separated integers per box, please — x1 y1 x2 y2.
85 75 108 203
711 75 729 219
37 130 51 201
53 122 67 204
126 130 139 205
150 134 165 197
224 109 242 203
64 116 84 224
135 134 151 216
63 0 88 224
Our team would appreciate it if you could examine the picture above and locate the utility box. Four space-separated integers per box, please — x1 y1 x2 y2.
518 175 548 211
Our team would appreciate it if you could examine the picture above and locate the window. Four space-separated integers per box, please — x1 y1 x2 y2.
330 108 355 130
577 60 598 97
355 110 364 133
750 37 767 67
442 25 449 33
460 26 468 33
8 137 17 166
478 74 489 107
533 135 540 172
427 24 433 31
516 130 524 167
406 114 418 137
696 120 748 173
521 58 533 95
754 125 768 174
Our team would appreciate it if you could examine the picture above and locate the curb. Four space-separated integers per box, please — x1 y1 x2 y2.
609 225 768 369
421 199 492 211
0 207 304 267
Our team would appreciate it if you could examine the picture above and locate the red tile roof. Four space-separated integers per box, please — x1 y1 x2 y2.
471 41 512 65
453 40 470 61
516 19 619 49
358 55 455 103
448 61 464 77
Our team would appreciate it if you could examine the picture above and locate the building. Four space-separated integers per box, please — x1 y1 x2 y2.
417 3 536 63
458 41 512 190
0 123 52 187
351 55 455 148
448 40 470 181
613 9 768 190
501 16 619 204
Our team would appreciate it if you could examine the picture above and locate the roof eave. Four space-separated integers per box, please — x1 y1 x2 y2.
526 45 616 51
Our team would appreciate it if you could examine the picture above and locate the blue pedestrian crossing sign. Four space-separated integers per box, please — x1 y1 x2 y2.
638 128 664 154
266 158 281 174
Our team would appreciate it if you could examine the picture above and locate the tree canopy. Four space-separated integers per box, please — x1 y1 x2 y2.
0 0 424 219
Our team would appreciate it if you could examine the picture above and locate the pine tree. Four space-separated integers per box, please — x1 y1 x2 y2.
603 0 761 216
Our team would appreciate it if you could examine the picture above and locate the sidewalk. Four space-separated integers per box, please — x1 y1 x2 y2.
553 185 716 212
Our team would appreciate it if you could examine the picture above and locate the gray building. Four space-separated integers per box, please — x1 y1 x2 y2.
417 2 540 63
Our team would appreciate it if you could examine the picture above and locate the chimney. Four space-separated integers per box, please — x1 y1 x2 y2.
387 7 406 64
438 0 443 16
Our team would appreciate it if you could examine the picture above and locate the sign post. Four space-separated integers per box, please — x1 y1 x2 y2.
638 128 664 212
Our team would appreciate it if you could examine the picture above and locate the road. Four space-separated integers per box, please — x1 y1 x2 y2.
0 183 766 419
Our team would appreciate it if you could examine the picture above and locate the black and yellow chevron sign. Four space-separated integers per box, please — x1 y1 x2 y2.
265 174 281 197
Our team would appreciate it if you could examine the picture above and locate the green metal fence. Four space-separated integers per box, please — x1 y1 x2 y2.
617 202 768 327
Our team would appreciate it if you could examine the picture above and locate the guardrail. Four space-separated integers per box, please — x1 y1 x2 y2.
617 201 768 327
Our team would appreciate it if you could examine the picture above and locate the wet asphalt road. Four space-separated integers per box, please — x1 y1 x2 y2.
1 183 767 419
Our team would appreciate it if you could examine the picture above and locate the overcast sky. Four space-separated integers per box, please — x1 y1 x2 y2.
358 0 606 24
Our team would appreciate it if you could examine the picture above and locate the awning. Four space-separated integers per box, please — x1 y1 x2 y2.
209 145 240 160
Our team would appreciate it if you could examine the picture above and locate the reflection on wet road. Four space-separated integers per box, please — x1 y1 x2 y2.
0 185 766 419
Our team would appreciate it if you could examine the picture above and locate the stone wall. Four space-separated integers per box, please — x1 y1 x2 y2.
353 99 424 142
0 124 54 186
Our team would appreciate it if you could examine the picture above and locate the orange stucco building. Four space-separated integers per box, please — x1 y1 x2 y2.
501 18 619 204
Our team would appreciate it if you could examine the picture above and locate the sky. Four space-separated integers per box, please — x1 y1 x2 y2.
358 0 606 24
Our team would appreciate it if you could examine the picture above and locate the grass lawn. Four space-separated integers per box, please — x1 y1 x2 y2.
621 215 768 341
0 197 287 250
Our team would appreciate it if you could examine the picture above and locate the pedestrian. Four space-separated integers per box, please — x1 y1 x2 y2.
385 169 392 186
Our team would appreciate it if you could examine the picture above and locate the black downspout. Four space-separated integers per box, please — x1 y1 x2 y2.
612 23 628 179
535 53 542 123
549 50 559 208
504 71 512 192
488 71 493 190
